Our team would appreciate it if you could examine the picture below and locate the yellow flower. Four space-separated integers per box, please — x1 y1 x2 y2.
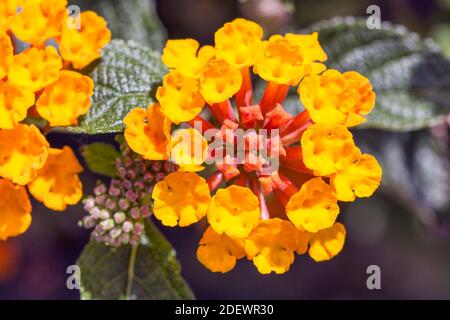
301 123 358 176
197 226 245 273
299 69 375 127
0 178 32 241
162 39 215 79
170 128 208 172
254 33 326 85
124 104 172 160
308 223 346 262
0 32 13 79
28 146 83 211
331 154 382 202
8 46 62 92
245 218 298 274
207 185 260 238
0 80 35 129
156 71 205 124
286 177 340 233
60 11 111 69
152 172 211 227
200 58 242 104
0 0 40 31
36 70 94 126
9 0 67 46
0 124 49 185
215 18 263 68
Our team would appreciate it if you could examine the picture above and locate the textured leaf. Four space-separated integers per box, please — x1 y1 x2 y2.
80 142 120 177
68 39 166 134
77 220 195 300
354 128 450 227
73 0 166 49
304 17 450 131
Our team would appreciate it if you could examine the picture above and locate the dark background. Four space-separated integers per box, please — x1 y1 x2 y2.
1 0 449 299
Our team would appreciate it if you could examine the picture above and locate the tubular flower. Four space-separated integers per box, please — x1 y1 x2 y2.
156 71 205 124
36 70 94 126
207 185 260 238
28 146 83 211
8 46 62 92
330 154 382 202
0 80 35 129
308 223 346 262
0 32 13 79
124 104 172 160
200 58 242 104
0 124 49 185
286 177 339 233
60 11 111 69
9 0 67 46
299 69 376 127
254 32 326 86
245 218 299 274
0 179 32 241
170 128 208 172
162 39 215 79
301 123 358 176
152 172 211 227
215 18 263 68
197 226 246 273
123 18 381 274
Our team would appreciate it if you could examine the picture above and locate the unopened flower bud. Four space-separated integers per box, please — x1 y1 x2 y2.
113 212 126 224
122 221 134 233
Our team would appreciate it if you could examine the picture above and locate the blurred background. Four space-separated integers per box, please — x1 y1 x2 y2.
1 0 449 299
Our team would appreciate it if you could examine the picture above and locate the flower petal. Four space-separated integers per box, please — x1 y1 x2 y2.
152 172 211 227
286 177 340 233
308 222 346 262
197 226 245 273
245 218 298 274
28 146 83 211
207 185 260 238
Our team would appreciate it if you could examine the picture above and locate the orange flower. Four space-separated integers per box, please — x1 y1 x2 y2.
308 223 346 262
0 80 35 129
156 71 205 124
299 69 375 127
197 226 245 273
0 178 32 241
162 39 215 79
245 218 299 274
152 172 211 227
124 104 172 160
60 11 111 69
28 146 83 211
0 124 49 185
207 185 260 238
36 70 94 126
8 46 62 92
9 0 67 46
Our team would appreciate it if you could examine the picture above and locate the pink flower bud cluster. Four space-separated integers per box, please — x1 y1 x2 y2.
80 139 178 246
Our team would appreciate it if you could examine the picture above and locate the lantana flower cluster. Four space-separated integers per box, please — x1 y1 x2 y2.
0 0 110 240
124 18 382 274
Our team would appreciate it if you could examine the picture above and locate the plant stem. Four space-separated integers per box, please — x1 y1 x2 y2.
126 243 138 300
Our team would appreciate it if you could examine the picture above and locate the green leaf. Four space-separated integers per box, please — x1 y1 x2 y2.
68 39 166 134
80 142 120 177
304 17 450 131
74 0 166 49
355 129 450 227
77 220 195 300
